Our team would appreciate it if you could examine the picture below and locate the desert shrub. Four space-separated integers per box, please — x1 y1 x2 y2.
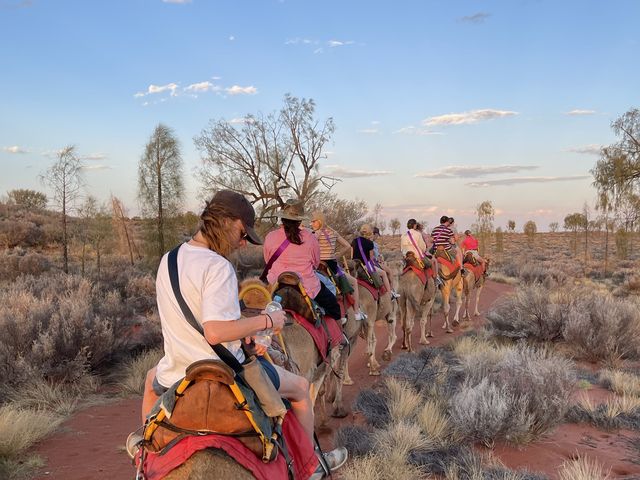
0 405 64 458
486 285 570 342
334 425 374 457
517 262 567 287
450 345 575 445
566 395 640 430
562 293 640 362
0 249 52 281
230 244 264 279
0 271 158 392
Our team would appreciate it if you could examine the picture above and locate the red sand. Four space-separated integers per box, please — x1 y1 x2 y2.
31 280 640 479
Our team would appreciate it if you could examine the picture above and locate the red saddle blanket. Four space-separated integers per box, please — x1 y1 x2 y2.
402 265 434 286
357 279 387 302
136 411 318 480
338 294 355 318
464 262 484 280
287 310 342 361
437 255 460 273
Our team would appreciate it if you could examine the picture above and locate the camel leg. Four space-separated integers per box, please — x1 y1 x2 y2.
419 296 435 344
402 298 414 352
383 309 397 361
463 285 470 320
367 315 380 376
441 287 454 333
400 296 409 350
343 359 354 385
330 347 348 418
474 284 483 316
452 281 463 325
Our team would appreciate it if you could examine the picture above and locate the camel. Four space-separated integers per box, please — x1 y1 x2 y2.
164 448 255 479
353 262 398 375
435 251 463 333
462 254 490 319
398 255 437 352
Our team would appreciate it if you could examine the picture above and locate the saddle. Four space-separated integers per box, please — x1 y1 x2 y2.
402 252 434 286
273 272 316 321
144 359 266 459
317 261 354 296
463 252 478 267
434 249 460 280
354 260 383 290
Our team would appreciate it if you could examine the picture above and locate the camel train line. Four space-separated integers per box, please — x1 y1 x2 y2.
128 201 488 480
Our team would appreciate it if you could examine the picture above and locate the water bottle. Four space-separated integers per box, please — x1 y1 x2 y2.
255 295 282 347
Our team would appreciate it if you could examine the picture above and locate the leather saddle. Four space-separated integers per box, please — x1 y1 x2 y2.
273 272 315 321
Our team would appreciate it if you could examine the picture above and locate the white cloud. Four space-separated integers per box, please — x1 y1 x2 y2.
423 109 518 126
565 144 602 155
285 38 318 45
459 12 491 24
225 85 257 95
415 165 538 179
80 165 111 171
229 117 254 125
328 40 354 47
162 0 191 3
324 165 393 178
134 82 179 98
394 126 444 136
184 81 220 93
229 35 235 41
358 128 379 134
3 145 29 154
80 153 107 161
467 175 590 187
565 109 596 116
313 47 324 55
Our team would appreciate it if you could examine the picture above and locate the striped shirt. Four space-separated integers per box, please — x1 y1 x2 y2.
313 227 338 260
431 224 454 250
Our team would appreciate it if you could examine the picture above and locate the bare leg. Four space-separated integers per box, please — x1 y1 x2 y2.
273 365 314 443
141 367 160 424
378 267 392 293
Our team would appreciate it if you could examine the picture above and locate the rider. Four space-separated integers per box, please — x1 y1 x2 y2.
132 191 347 476
352 223 400 299
310 211 366 321
431 215 465 274
461 229 488 273
446 217 465 274
405 220 443 287
263 199 345 325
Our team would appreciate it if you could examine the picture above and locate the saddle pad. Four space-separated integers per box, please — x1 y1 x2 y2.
464 262 484 280
357 278 379 301
402 265 429 286
137 411 318 480
338 294 355 317
437 255 460 272
288 310 342 361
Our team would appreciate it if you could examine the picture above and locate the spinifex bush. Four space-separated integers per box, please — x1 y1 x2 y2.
0 271 159 391
450 345 575 445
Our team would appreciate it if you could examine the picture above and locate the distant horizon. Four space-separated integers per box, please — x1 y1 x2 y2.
2 0 638 229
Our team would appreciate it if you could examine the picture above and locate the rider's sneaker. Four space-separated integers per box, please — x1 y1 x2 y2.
436 278 444 289
390 290 401 300
310 447 349 479
339 317 348 326
354 310 367 321
461 268 467 276
126 432 144 460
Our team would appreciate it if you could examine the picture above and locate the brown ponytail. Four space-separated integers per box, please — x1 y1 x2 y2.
282 219 303 245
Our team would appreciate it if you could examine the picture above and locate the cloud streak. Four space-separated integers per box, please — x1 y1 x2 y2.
134 82 179 98
565 109 596 116
565 144 602 155
423 109 518 126
415 165 538 179
225 85 257 95
467 175 590 187
324 165 393 178
80 165 111 171
394 126 443 136
3 145 29 154
459 12 491 24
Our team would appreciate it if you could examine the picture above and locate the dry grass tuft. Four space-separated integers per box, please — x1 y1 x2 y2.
0 405 64 458
7 375 99 416
117 348 163 396
385 377 422 423
558 454 610 480
599 369 640 397
341 453 424 480
417 399 456 448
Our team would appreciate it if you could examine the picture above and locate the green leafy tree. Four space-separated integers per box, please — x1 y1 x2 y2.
564 212 586 256
307 193 368 238
195 94 337 223
476 200 494 256
138 123 184 259
7 189 48 210
390 218 401 236
40 146 84 273
523 220 537 246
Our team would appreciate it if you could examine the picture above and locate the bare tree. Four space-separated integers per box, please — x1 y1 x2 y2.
306 193 368 237
40 146 84 273
507 220 516 233
548 222 559 233
111 195 139 265
390 218 401 236
138 123 184 258
194 94 337 223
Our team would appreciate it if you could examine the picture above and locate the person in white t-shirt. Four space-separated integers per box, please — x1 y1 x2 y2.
131 190 347 476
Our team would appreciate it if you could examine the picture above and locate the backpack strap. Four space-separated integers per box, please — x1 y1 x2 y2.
260 238 291 283
167 244 244 375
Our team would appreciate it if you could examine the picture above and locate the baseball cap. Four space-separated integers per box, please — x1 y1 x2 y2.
210 190 262 245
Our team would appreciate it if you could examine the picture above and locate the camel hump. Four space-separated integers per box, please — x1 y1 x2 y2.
185 359 235 385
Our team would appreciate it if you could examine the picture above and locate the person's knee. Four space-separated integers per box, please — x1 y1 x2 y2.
144 367 156 394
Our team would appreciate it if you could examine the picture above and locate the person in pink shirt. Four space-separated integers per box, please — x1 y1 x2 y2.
461 229 487 271
263 199 343 322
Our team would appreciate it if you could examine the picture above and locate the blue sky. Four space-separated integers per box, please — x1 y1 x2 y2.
1 0 639 231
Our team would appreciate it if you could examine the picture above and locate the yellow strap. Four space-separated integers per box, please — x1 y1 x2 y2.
143 377 193 441
228 382 271 456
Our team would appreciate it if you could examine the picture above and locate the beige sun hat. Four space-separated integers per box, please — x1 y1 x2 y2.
277 199 308 221
359 223 373 238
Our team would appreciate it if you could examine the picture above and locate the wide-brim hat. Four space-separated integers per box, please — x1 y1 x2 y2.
278 199 308 221
210 190 262 245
